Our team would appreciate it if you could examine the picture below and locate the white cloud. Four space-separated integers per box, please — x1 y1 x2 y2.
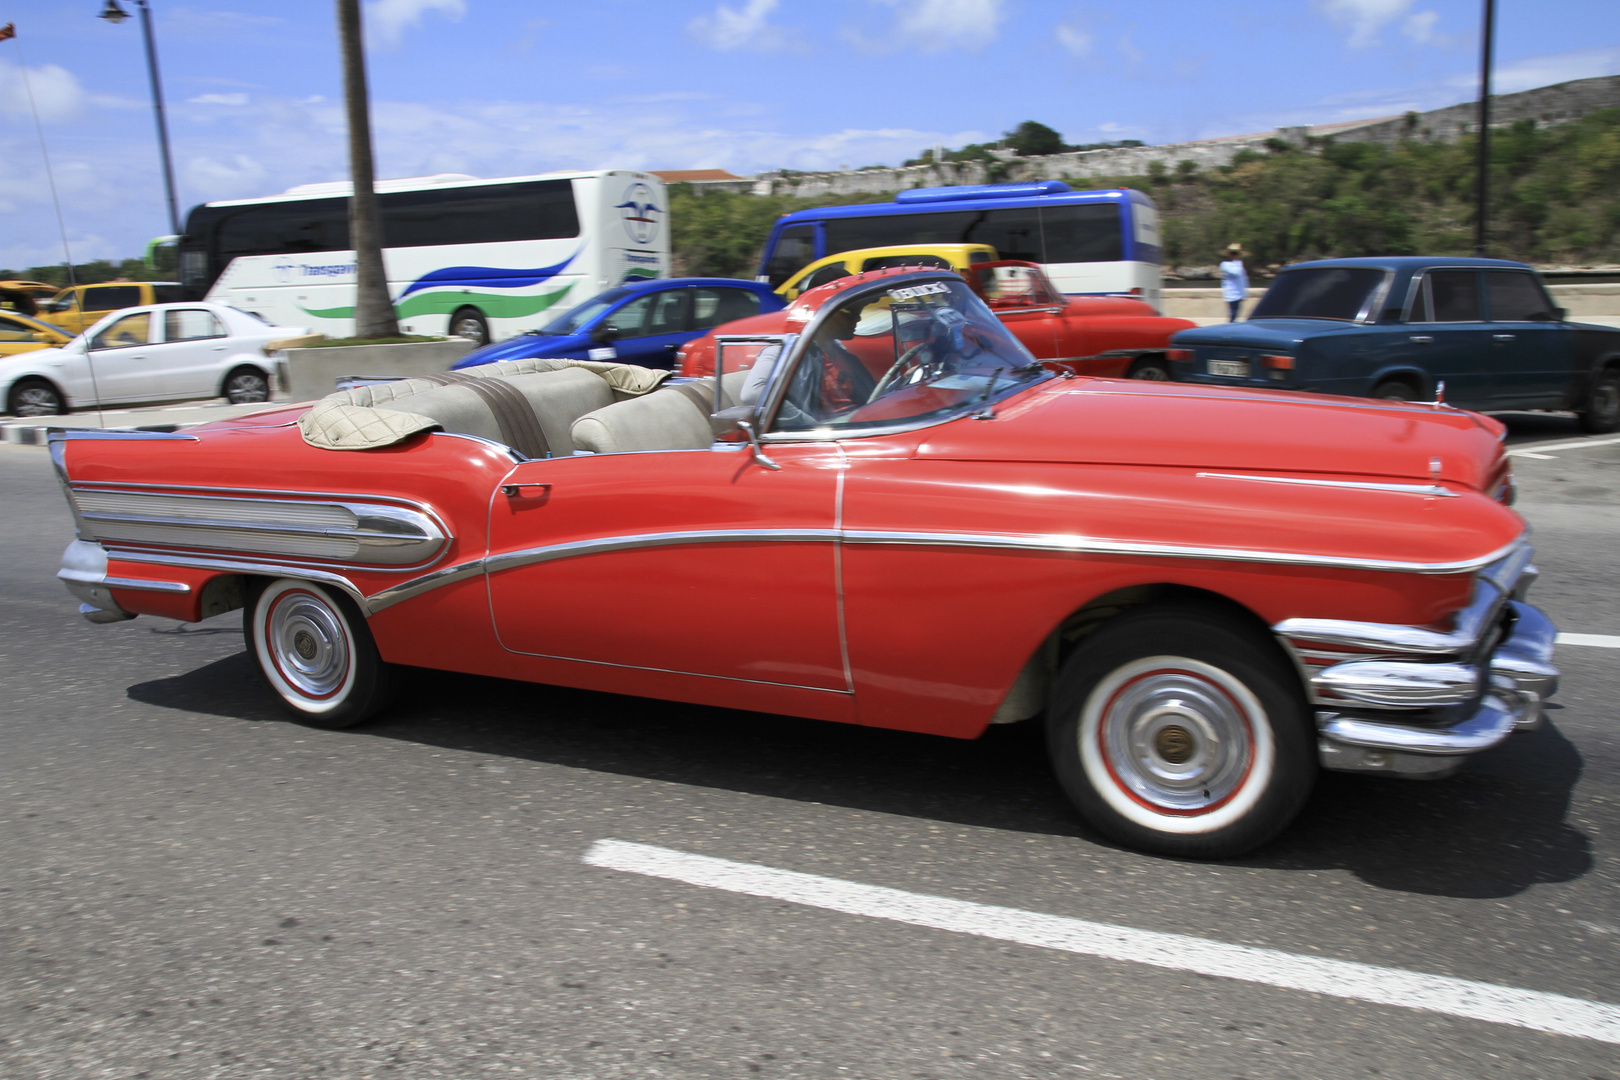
1055 24 1093 58
1402 10 1440 44
0 59 88 122
688 0 787 52
1315 0 1417 48
185 154 269 198
187 93 249 106
365 0 466 47
863 0 1007 54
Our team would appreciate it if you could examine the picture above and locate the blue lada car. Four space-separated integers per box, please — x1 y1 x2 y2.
1168 257 1620 433
452 278 784 372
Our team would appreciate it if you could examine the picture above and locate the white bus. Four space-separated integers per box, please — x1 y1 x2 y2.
170 170 669 345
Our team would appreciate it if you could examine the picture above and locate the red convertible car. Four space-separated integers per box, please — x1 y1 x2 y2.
677 260 1196 382
53 267 1557 858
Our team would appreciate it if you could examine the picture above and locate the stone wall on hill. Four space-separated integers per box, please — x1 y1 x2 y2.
682 75 1620 200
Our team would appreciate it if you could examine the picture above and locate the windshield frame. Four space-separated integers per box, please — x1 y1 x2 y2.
1250 266 1393 324
755 271 1050 442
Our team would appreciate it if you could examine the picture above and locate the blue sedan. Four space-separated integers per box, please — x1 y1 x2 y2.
1169 256 1620 433
452 278 784 372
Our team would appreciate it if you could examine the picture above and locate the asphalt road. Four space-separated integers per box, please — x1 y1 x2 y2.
2 418 1617 1080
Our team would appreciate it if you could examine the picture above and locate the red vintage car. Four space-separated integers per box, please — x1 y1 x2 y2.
53 267 1556 858
677 260 1197 381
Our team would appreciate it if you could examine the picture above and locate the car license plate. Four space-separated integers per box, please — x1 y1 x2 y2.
1208 359 1251 378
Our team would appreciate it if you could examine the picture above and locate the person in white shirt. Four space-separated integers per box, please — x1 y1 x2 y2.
1219 243 1249 322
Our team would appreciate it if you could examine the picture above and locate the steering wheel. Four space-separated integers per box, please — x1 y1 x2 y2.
869 342 933 402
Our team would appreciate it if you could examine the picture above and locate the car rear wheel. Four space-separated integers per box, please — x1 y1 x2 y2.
8 377 65 417
450 307 490 347
245 578 393 729
1372 379 1418 402
1577 365 1620 434
1047 603 1316 858
223 366 271 404
1127 356 1170 381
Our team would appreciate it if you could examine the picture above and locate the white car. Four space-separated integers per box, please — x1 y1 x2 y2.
1 302 309 417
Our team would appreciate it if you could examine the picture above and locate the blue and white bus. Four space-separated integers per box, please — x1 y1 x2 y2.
170 170 669 345
756 181 1163 310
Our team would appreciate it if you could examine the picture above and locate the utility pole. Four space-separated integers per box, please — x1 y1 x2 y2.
1474 0 1495 257
336 0 398 338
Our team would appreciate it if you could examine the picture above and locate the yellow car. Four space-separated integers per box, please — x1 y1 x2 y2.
37 280 186 334
775 243 997 300
0 310 74 357
0 280 62 316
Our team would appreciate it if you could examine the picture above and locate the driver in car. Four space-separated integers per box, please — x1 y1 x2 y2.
741 300 877 428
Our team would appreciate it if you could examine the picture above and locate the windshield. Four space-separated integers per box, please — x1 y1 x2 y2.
1250 267 1385 321
766 277 1042 433
537 289 628 335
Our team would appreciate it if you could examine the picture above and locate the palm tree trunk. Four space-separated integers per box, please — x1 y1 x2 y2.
337 0 398 338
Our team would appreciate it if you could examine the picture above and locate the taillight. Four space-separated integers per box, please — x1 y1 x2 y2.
1128 287 1142 295
1166 349 1191 362
1261 354 1294 369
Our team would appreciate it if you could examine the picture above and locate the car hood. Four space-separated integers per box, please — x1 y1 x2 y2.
451 333 589 369
0 345 70 369
918 377 1506 490
1171 319 1362 348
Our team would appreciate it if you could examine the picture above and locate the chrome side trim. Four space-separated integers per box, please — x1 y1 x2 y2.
385 528 1528 613
484 529 839 577
1196 472 1460 498
368 558 490 612
841 530 1524 575
109 550 372 614
1276 541 1532 653
491 644 854 695
70 489 449 569
103 576 191 594
47 428 199 443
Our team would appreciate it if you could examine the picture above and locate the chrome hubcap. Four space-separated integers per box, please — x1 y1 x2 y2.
268 592 349 698
227 375 268 403
1134 366 1169 381
1099 668 1254 813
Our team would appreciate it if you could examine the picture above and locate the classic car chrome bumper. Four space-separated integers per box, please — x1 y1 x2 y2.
1275 544 1559 778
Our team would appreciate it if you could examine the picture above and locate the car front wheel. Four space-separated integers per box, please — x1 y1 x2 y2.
245 578 393 729
1577 365 1620 434
1128 356 1170 381
1372 379 1418 402
8 377 65 417
1047 603 1315 858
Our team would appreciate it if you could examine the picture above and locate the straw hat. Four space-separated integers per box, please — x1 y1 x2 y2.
1225 242 1246 255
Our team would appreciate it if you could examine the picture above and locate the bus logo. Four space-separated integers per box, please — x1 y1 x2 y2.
273 260 297 283
616 182 662 245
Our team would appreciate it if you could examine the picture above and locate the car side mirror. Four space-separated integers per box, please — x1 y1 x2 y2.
710 404 753 442
1555 306 1568 322
710 404 779 470
591 324 621 344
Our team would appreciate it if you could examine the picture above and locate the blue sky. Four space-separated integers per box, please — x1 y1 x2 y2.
2 0 1618 270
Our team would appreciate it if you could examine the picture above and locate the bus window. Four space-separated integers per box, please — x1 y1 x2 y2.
823 211 976 254
381 180 579 247
964 207 1042 262
1040 203 1123 263
764 225 816 287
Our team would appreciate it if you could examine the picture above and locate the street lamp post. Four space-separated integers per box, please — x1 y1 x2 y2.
98 0 181 237
1474 0 1496 257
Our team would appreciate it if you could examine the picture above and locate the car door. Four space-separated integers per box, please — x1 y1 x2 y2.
597 288 692 369
84 312 158 403
1397 269 1492 408
971 265 1060 359
484 443 847 693
80 284 145 327
157 308 234 398
1483 270 1572 408
690 286 765 336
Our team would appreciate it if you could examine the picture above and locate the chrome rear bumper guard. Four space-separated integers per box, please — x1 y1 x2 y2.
1313 601 1558 778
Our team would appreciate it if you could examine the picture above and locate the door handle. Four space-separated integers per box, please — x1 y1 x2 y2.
1408 335 1433 343
1493 334 1516 341
501 482 551 497
212 345 228 351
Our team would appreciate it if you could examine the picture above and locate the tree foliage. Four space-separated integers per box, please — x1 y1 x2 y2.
0 258 165 288
666 184 896 278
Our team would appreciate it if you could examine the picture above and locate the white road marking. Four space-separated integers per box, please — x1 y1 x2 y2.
584 839 1620 1045
1509 435 1620 457
1558 632 1620 648
1513 451 1557 459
